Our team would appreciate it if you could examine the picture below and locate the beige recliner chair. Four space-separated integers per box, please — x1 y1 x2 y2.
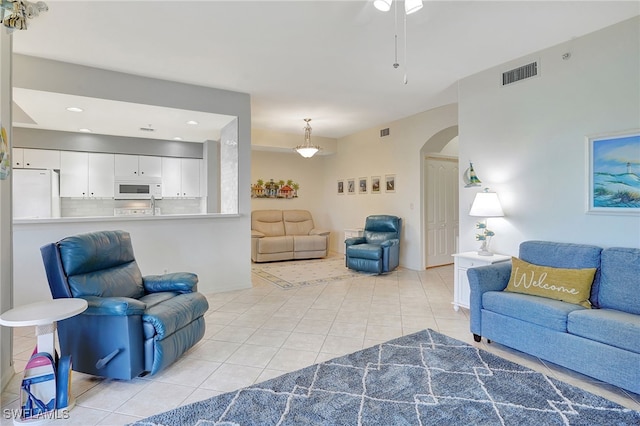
251 209 330 262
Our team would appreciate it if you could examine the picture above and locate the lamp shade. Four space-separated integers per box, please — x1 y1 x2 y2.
373 0 393 12
405 0 423 14
469 190 504 217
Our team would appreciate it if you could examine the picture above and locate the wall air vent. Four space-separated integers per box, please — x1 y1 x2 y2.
380 128 390 137
502 61 538 86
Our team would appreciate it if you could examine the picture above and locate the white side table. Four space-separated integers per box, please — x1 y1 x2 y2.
452 252 510 311
0 298 87 424
344 228 363 240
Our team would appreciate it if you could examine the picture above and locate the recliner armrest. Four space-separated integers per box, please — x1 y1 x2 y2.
81 296 146 316
310 229 330 237
380 238 400 248
143 272 198 294
252 230 265 238
345 237 366 246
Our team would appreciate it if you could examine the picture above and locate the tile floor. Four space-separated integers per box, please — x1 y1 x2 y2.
1 263 639 425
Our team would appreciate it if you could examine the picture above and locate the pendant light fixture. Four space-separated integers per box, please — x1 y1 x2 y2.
294 118 320 158
373 0 423 15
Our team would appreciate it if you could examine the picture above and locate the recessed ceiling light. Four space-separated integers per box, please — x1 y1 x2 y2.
186 120 199 125
66 107 84 112
173 136 183 141
78 128 92 133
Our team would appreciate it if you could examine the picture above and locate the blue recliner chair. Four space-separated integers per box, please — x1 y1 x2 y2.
40 230 209 380
345 215 402 274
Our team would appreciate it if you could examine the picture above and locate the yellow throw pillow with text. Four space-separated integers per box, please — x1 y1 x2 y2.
505 257 596 308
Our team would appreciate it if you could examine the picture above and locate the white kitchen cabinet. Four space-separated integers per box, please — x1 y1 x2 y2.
115 154 161 178
452 252 510 311
181 158 200 197
89 153 115 197
161 157 201 197
12 148 23 168
60 151 114 197
13 148 61 169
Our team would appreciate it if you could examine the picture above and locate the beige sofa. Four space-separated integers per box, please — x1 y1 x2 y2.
251 210 330 262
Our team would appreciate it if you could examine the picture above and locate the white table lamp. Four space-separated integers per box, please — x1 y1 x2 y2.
469 188 504 256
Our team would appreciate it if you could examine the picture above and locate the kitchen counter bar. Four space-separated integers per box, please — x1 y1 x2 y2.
14 213 240 225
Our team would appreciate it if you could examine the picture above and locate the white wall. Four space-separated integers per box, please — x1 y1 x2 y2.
458 17 640 255
325 104 459 270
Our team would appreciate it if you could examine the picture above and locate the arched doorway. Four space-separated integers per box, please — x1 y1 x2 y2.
420 126 459 268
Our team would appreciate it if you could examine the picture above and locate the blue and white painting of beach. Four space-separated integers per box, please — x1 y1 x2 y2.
592 134 640 209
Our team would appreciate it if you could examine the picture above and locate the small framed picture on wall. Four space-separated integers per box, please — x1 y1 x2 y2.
385 174 396 193
358 177 368 194
371 176 381 194
337 180 344 195
347 178 356 194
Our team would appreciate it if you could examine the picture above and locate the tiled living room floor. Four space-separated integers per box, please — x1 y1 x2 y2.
2 263 639 425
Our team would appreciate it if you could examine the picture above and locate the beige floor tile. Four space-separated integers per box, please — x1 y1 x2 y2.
244 328 291 347
365 324 403 341
225 344 279 368
96 412 142 425
282 332 326 352
293 318 333 335
211 325 258 343
320 335 364 356
76 378 149 411
186 339 241 363
266 348 318 372
114 381 194 418
199 364 263 393
151 357 221 387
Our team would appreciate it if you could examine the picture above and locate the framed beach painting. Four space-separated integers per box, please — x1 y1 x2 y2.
358 177 368 194
587 130 640 215
385 174 396 193
347 178 356 195
371 176 381 194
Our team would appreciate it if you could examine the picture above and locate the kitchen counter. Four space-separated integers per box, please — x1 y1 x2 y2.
13 212 240 225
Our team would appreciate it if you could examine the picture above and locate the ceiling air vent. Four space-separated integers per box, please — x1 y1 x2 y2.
380 128 390 137
139 126 155 132
502 61 538 86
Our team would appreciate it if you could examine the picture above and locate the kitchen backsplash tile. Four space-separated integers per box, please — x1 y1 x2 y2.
61 198 204 217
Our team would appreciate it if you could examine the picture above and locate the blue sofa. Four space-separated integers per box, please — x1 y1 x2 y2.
41 230 209 380
468 240 640 394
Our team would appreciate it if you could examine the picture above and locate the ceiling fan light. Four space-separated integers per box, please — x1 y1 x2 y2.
373 0 392 12
405 0 423 14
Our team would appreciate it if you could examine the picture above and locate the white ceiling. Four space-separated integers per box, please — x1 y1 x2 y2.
10 1 640 140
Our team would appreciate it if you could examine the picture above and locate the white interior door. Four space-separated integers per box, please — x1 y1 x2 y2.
425 156 459 267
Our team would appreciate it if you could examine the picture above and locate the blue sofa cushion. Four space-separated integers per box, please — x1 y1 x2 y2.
519 241 603 307
143 292 209 340
347 244 382 260
482 291 585 332
598 247 640 315
568 308 640 353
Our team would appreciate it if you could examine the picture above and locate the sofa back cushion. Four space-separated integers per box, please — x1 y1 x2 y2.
252 210 285 237
598 247 640 315
58 230 144 299
519 241 603 306
283 210 314 235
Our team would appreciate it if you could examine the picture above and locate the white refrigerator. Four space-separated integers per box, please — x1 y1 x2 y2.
13 169 61 219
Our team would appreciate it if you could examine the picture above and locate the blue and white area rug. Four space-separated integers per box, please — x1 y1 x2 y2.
130 329 639 426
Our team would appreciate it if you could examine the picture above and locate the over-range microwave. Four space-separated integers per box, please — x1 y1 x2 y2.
114 178 162 200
